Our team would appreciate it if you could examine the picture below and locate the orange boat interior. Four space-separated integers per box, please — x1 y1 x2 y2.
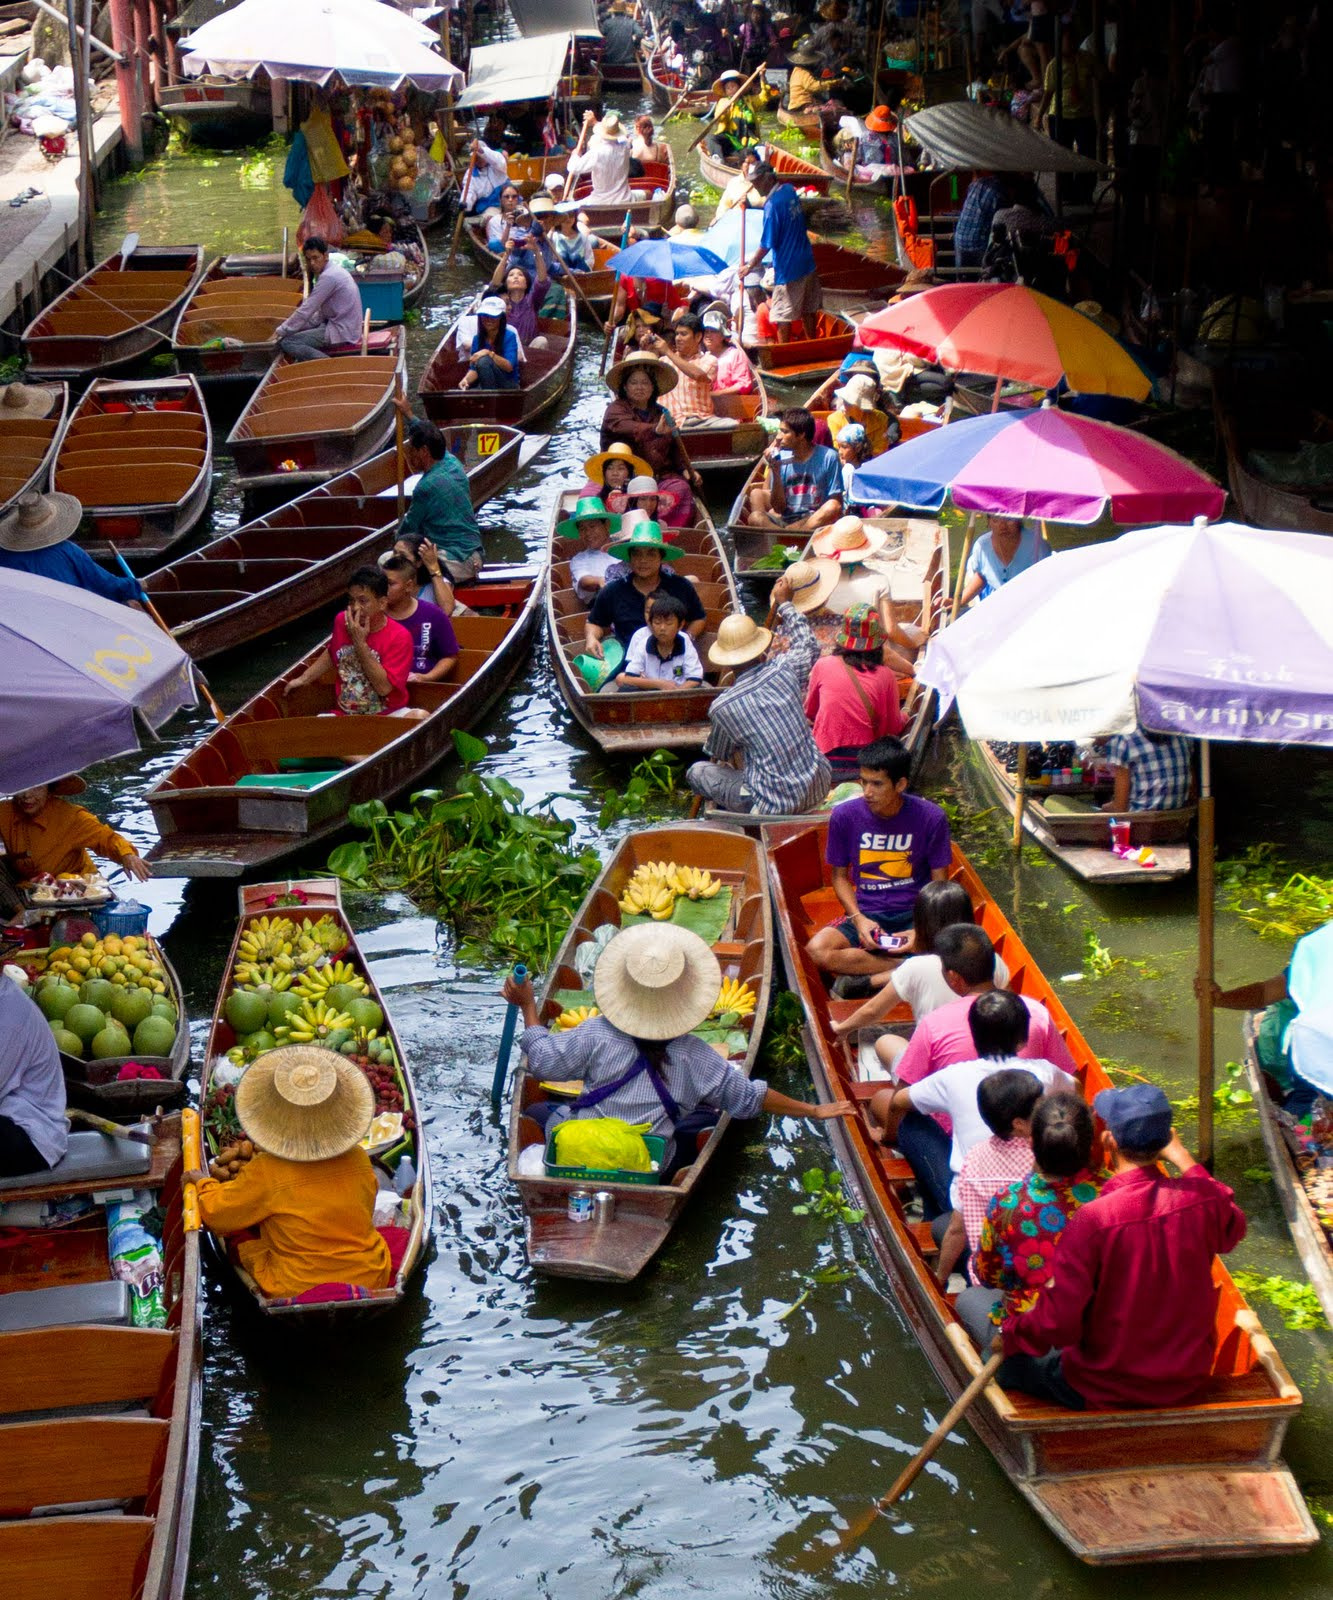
175 273 302 349
232 354 398 442
31 266 198 338
54 384 207 512
0 402 63 509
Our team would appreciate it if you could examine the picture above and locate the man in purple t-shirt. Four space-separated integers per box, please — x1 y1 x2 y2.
807 735 952 983
383 554 460 684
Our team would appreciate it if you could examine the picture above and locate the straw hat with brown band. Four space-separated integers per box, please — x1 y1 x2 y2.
235 1045 375 1163
783 557 841 614
3 773 87 800
593 923 722 1040
604 351 679 396
811 515 890 565
0 382 60 420
0 491 83 553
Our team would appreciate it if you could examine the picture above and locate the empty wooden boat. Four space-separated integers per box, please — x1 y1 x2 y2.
507 823 771 1281
546 489 741 755
970 739 1195 885
568 148 676 230
809 236 905 312
52 376 212 567
640 46 711 114
0 1109 201 1600
22 245 205 379
699 140 833 211
764 821 1318 1565
143 426 535 662
419 288 576 429
1212 372 1333 536
0 380 67 515
752 309 857 390
226 327 406 496
171 258 303 382
1242 1013 1333 1328
199 878 432 1318
145 572 543 876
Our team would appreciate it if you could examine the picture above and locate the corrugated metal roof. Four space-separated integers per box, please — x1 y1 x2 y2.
905 101 1101 174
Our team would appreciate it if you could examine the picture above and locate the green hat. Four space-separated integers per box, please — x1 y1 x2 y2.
607 519 684 560
557 496 622 541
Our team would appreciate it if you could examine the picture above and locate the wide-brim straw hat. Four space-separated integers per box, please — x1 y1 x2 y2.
0 381 59 419
0 490 82 553
784 557 841 614
712 71 744 98
709 611 773 667
811 515 890 564
593 923 722 1040
787 47 820 66
596 111 625 140
608 518 684 559
834 374 880 411
584 441 652 482
235 1045 375 1163
605 351 679 396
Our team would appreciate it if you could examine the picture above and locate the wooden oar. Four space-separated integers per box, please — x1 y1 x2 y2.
109 543 226 726
448 150 477 269
813 1349 1005 1565
47 232 151 321
394 374 407 524
686 59 766 153
119 230 139 269
68 1107 154 1144
490 961 528 1114
563 261 606 335
663 78 698 124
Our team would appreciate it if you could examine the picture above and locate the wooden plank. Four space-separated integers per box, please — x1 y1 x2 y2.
0 1327 174 1418
0 1514 153 1600
0 1416 169 1515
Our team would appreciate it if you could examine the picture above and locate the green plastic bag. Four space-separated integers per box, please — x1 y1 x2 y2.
553 1117 652 1173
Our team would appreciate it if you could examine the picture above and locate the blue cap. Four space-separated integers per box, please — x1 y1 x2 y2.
1093 1084 1172 1154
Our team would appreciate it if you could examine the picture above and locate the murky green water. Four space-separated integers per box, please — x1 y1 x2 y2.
81 107 1333 1599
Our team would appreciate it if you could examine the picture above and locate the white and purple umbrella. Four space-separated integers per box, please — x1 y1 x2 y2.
0 571 198 795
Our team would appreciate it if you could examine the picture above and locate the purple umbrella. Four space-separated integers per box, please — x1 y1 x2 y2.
0 570 198 793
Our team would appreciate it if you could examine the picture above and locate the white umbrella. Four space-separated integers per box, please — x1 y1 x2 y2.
918 520 1333 1165
181 0 462 90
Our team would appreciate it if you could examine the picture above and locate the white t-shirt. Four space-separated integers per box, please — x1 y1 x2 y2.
624 624 704 685
908 1055 1075 1202
570 548 617 605
892 953 1010 1019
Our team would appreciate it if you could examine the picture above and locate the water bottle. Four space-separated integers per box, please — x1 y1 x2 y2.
393 1156 417 1196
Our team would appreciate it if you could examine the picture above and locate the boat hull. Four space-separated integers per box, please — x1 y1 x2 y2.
419 291 577 428
0 380 67 516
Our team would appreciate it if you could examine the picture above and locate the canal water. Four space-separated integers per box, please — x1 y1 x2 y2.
78 111 1333 1599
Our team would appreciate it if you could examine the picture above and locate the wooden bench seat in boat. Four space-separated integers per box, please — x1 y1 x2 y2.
0 1512 156 1600
56 465 207 508
235 714 406 770
0 1414 169 1516
0 1279 130 1333
0 421 58 497
0 1326 174 1419
176 314 293 344
0 1133 151 1193
236 396 390 439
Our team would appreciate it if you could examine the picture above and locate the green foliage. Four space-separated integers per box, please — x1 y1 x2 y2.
791 1166 866 1227
1217 845 1333 943
1214 1058 1254 1110
1242 1165 1273 1183
326 733 599 969
0 355 23 384
1082 929 1115 978
1231 1271 1329 1331
758 989 805 1074
749 544 800 571
596 749 687 828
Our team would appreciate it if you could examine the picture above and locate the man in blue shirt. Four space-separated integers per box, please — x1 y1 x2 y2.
0 492 142 608
740 161 822 342
953 171 1008 269
958 516 1051 606
744 407 843 530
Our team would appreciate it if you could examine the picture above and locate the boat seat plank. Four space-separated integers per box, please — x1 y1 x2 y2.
0 1280 130 1333
235 399 389 438
0 420 57 442
0 1132 150 1194
59 446 206 467
0 1415 169 1516
0 1327 174 1418
57 465 204 506
0 1513 154 1600
64 415 204 437
235 714 405 768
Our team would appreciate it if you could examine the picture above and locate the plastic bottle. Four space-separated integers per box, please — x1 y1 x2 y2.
393 1156 417 1196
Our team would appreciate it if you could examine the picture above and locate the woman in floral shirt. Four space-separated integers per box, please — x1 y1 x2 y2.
954 1092 1102 1349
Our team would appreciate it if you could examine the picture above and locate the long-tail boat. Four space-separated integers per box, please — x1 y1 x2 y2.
506 823 771 1281
1212 371 1333 536
808 236 905 312
144 571 543 876
419 288 576 429
226 328 405 496
52 375 212 567
170 258 303 383
22 245 206 379
0 1109 201 1600
197 878 432 1319
764 820 1319 1565
699 141 833 211
545 490 741 755
143 427 538 663
752 309 856 391
0 380 67 516
461 216 639 315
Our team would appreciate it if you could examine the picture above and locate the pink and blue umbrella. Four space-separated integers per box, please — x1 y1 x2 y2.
851 406 1225 526
604 237 730 282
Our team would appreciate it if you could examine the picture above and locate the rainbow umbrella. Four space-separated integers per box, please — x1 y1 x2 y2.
857 283 1151 401
852 406 1225 526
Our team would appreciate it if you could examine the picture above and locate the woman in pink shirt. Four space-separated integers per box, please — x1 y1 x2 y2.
804 604 909 778
702 313 756 393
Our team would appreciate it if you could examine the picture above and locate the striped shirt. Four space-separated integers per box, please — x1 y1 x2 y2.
956 1134 1034 1281
704 602 831 813
663 349 718 421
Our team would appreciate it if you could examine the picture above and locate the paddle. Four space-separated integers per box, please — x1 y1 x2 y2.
67 1107 154 1145
47 232 152 321
663 79 698 125
686 60 766 153
490 962 528 1114
447 151 477 269
280 225 289 279
563 261 607 335
394 374 407 525
119 230 139 269
109 543 226 726
811 1348 1005 1566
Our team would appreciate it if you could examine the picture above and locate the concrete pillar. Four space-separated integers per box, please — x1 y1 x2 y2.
106 0 143 162
270 74 290 135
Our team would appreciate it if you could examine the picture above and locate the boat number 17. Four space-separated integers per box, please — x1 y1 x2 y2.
478 432 500 456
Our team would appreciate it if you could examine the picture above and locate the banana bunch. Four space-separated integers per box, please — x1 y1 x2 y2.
233 961 294 993
712 977 756 1018
296 914 350 956
237 917 297 964
552 1005 600 1032
275 997 355 1044
293 959 368 1000
619 879 676 920
676 865 722 901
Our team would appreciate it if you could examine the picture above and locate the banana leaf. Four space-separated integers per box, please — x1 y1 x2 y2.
622 886 732 946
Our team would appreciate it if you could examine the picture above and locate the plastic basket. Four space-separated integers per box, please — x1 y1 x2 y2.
544 1131 666 1185
92 901 150 938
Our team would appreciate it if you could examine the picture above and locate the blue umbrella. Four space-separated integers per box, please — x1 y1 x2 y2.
697 207 755 268
604 237 729 281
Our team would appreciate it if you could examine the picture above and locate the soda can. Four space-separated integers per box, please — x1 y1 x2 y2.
567 1189 593 1224
593 1190 616 1225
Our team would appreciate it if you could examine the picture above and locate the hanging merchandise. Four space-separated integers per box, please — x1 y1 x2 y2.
283 127 314 207
300 103 350 184
298 181 345 246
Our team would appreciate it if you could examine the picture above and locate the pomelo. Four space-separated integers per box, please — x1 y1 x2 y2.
224 989 268 1036
52 1026 85 1057
37 983 80 1022
132 1014 177 1057
110 986 155 1031
268 991 302 1029
90 1022 132 1060
65 1003 106 1045
327 982 361 1013
151 999 178 1023
346 997 383 1033
79 977 117 1013
238 1029 277 1055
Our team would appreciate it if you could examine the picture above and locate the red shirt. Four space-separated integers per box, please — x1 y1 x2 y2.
1004 1165 1247 1409
328 613 413 715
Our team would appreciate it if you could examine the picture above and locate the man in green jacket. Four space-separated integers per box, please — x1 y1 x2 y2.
400 418 483 584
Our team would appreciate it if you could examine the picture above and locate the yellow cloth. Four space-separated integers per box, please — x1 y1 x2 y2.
0 797 135 879
1043 52 1097 119
786 66 823 112
196 1147 391 1299
300 106 350 184
343 229 387 250
829 406 891 457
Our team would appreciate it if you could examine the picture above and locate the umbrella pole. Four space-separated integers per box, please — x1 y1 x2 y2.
949 512 976 621
1196 738 1216 1168
1012 742 1027 849
990 372 1002 413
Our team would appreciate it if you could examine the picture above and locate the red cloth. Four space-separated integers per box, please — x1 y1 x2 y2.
380 1223 411 1276
328 613 413 715
1004 1165 1247 1408
273 1225 411 1305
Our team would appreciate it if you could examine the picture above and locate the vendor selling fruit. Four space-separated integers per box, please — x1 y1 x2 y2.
0 774 151 886
184 1044 393 1300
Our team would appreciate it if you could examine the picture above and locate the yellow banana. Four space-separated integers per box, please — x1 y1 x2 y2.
552 1005 600 1031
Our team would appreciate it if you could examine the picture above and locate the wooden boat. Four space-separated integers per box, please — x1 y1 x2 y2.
699 141 833 212
1212 372 1333 536
1242 1012 1333 1328
462 216 638 314
197 879 432 1317
970 739 1195 885
506 151 571 197
225 327 405 496
597 50 644 93
567 147 675 230
0 380 67 515
23 245 206 380
345 221 431 316
639 46 711 114
144 572 543 876
170 258 303 382
777 102 823 136
546 489 741 755
0 1109 201 1600
143 427 536 663
817 119 895 197
419 288 576 429
52 376 212 567
157 74 269 140
809 236 905 312
752 309 856 390
506 823 772 1281
559 69 602 113
764 821 1319 1564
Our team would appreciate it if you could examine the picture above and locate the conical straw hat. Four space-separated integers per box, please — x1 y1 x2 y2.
235 1045 374 1162
593 923 722 1041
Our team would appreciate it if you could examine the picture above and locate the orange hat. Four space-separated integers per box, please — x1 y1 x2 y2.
865 105 897 134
